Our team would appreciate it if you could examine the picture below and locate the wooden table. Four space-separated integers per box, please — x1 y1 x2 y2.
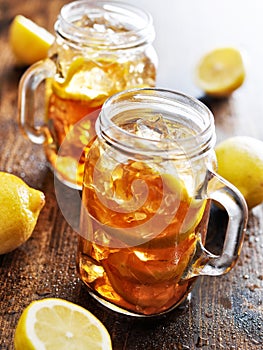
0 0 262 349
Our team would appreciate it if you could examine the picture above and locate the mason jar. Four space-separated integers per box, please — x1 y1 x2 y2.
18 0 157 189
76 88 248 316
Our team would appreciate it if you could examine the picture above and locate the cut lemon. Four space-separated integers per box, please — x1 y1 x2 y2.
51 57 111 104
14 298 112 350
161 173 188 195
195 47 245 97
9 15 54 66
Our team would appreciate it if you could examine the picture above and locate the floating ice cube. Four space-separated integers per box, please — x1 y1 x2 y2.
76 13 129 33
135 114 172 141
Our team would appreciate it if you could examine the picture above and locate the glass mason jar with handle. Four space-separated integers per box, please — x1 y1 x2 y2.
18 0 157 189
77 88 248 317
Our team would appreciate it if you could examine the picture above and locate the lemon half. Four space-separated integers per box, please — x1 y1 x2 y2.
9 15 54 66
51 57 110 104
195 47 245 97
14 298 112 350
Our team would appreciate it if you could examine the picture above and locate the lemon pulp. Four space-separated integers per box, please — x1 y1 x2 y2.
14 298 112 350
195 47 245 97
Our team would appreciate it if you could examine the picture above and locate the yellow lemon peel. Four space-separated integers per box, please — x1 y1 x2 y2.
0 172 45 254
14 298 112 350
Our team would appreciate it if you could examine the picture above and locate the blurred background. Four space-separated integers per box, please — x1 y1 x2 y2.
124 0 263 140
1 0 263 138
125 0 261 95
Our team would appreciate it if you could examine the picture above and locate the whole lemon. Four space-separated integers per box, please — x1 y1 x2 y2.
0 172 45 254
215 136 263 209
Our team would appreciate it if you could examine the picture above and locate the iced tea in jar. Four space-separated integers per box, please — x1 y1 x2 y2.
77 88 248 316
18 0 157 189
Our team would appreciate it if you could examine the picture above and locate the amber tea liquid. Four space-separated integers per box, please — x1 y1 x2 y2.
77 116 211 316
44 15 156 187
18 1 158 189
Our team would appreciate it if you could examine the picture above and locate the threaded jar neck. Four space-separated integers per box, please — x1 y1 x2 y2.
97 88 216 161
54 0 155 50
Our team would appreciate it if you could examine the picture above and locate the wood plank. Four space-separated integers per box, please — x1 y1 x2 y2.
0 1 262 349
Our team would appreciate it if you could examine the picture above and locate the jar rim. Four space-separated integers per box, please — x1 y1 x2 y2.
55 0 155 49
97 88 216 160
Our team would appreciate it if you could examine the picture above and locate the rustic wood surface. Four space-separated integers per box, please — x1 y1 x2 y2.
0 1 263 349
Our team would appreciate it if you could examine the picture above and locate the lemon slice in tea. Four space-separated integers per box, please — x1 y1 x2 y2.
51 57 112 106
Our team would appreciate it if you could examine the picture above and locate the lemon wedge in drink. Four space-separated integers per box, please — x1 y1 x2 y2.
14 298 112 350
9 15 54 66
51 57 110 105
195 47 245 97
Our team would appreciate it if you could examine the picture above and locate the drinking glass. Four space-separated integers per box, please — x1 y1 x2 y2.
76 88 248 316
18 0 157 189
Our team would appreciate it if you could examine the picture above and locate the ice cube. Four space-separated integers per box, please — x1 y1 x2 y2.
135 114 172 141
76 14 128 33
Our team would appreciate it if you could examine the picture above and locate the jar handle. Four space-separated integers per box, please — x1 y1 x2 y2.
18 58 56 144
186 170 248 278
